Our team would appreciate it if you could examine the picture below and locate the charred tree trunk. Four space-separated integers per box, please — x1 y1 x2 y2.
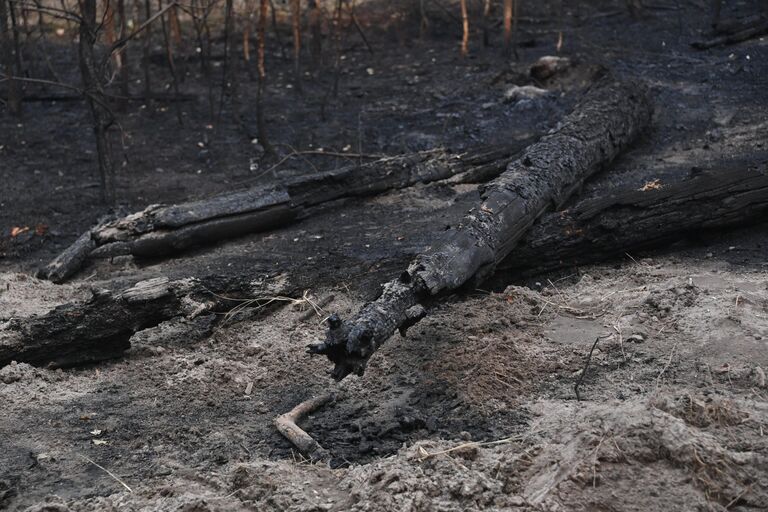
141 0 153 106
40 140 533 282
501 165 768 272
78 0 116 204
481 0 492 47
309 77 652 380
256 0 275 156
22 166 768 370
0 274 298 368
307 0 322 68
219 0 234 115
291 0 302 92
159 0 183 124
503 0 512 56
116 0 131 108
1 0 21 115
459 0 469 57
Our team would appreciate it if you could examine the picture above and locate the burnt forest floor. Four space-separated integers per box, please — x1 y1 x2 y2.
1 0 768 510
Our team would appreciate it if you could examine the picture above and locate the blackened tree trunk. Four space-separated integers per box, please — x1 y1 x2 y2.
310 77 652 380
0 0 21 116
78 0 116 204
256 0 275 156
291 0 302 92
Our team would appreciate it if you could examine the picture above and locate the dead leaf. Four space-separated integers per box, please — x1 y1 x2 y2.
639 179 662 191
92 439 109 446
10 226 29 237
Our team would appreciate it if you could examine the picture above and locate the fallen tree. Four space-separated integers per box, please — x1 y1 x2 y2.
6 165 768 369
501 164 768 272
39 141 532 283
0 274 298 368
309 76 653 380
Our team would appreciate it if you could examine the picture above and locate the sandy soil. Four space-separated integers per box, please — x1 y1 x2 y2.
2 0 768 510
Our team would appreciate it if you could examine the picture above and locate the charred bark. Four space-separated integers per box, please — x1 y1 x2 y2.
0 274 296 368
502 164 768 272
40 230 97 283
21 166 768 371
309 77 653 380
42 140 532 281
1 0 21 116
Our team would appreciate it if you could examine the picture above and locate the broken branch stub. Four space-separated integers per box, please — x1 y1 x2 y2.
273 393 335 463
309 77 652 380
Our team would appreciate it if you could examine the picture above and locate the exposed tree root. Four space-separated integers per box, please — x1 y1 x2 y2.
274 393 336 463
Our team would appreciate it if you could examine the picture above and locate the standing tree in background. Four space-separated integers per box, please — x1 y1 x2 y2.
0 0 21 115
291 0 302 92
116 0 130 106
78 0 116 203
504 0 519 59
256 0 275 157
460 0 469 56
482 0 493 47
503 0 512 53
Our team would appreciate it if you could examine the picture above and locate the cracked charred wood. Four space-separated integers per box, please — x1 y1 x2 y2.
285 141 534 207
0 275 294 368
501 164 768 272
43 139 532 281
39 216 115 283
309 77 652 380
129 204 296 257
92 186 293 245
39 230 96 284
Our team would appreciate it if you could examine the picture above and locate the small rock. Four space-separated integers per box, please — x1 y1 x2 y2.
509 495 526 507
503 85 549 103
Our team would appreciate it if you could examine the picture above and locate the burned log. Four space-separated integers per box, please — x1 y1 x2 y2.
16 163 768 371
14 166 768 371
692 14 768 49
309 77 653 380
41 230 96 284
0 274 296 368
501 164 768 272
42 140 532 282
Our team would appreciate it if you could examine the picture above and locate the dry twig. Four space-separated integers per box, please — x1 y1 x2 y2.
80 454 133 493
274 393 335 463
